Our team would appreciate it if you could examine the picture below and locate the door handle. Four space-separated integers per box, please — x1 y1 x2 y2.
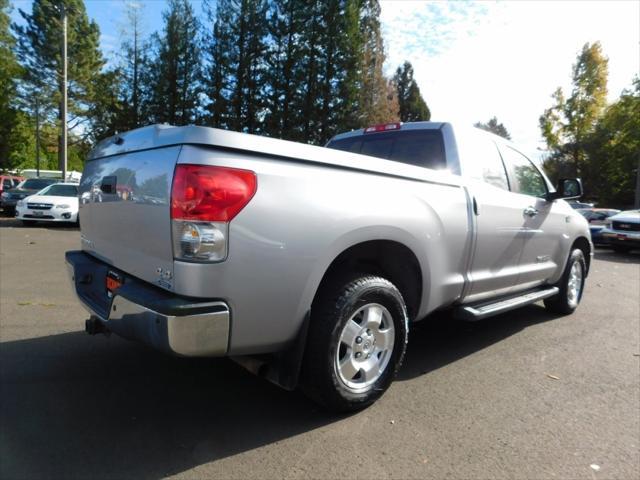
523 206 538 217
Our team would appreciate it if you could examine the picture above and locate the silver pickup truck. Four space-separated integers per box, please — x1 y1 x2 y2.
66 121 592 411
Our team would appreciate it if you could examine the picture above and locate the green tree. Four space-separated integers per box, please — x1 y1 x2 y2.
115 2 149 131
13 0 106 166
539 42 609 182
223 0 269 133
394 61 430 122
263 0 307 139
358 0 399 126
147 0 201 125
584 78 639 208
0 0 22 169
474 117 511 139
202 0 234 129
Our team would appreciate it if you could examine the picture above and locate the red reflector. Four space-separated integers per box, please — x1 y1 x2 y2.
171 165 257 222
363 122 401 134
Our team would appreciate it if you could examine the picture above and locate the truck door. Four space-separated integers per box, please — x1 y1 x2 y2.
456 132 526 303
498 145 565 291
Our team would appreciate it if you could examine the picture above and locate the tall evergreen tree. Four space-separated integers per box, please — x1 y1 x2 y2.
202 0 233 128
474 116 511 139
224 0 269 133
358 0 398 126
117 2 149 130
147 0 201 125
393 61 430 122
13 0 105 166
334 0 362 135
0 0 21 169
264 0 306 139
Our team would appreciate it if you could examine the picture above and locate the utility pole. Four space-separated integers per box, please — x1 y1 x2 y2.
60 4 68 182
634 157 640 209
35 96 40 177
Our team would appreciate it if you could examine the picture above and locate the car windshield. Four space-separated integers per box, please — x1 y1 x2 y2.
38 184 78 197
18 178 58 190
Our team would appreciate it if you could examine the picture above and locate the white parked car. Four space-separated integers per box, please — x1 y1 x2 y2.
16 183 79 225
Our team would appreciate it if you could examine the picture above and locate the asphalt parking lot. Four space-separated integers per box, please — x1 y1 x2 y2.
1 216 638 480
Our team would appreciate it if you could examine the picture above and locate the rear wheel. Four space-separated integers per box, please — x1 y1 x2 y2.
301 274 408 412
544 248 586 315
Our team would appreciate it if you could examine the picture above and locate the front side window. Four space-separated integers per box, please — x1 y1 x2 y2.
500 146 547 197
2 179 12 189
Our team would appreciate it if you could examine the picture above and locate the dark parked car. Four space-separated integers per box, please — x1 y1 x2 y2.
0 177 60 214
577 208 621 245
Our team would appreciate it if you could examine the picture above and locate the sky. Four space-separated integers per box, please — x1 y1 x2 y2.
10 0 640 158
379 0 640 157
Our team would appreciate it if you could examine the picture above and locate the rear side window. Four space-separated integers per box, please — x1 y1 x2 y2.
458 132 509 190
327 130 446 170
500 146 547 197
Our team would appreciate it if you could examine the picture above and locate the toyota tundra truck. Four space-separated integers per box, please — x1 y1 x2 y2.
66 121 592 412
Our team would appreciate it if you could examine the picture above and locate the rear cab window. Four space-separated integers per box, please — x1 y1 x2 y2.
326 129 446 170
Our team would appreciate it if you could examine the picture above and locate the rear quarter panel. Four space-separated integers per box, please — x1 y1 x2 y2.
173 146 470 355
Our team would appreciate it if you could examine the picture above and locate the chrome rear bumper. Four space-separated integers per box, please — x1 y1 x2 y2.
66 251 230 357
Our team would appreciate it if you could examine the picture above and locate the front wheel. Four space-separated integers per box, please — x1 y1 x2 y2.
301 275 408 412
544 248 586 315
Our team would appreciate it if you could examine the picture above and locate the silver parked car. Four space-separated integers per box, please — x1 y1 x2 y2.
66 122 592 411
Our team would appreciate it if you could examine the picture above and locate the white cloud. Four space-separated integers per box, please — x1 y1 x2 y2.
381 0 640 157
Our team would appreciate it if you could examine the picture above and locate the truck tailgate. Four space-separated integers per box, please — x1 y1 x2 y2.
78 146 180 290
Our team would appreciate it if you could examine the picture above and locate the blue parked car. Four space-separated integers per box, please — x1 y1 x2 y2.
577 208 621 246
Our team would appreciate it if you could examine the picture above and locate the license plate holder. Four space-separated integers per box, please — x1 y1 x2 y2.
32 210 43 216
106 270 124 298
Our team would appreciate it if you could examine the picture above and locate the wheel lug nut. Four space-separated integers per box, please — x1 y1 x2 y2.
355 352 362 358
366 329 371 335
366 353 371 359
355 336 362 344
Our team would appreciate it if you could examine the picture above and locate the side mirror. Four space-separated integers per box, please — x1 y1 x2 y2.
546 178 583 201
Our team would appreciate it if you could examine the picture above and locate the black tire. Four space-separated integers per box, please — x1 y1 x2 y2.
544 248 586 315
21 220 36 226
301 274 408 412
612 245 631 254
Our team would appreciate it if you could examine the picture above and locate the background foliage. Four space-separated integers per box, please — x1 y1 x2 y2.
539 42 638 208
1 0 430 174
1 1 637 207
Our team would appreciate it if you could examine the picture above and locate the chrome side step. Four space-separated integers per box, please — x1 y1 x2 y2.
455 287 559 321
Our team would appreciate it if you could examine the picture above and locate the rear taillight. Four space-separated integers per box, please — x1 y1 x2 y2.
171 164 257 222
171 164 257 262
